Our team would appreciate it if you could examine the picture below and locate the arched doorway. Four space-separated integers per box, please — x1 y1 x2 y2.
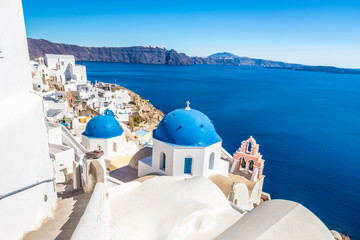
184 157 193 174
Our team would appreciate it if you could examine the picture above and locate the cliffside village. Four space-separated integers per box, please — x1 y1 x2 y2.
29 54 272 207
30 54 165 169
18 51 344 240
1 2 347 238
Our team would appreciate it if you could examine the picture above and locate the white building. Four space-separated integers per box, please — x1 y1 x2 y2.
137 102 268 210
45 54 75 69
47 124 76 182
82 110 126 156
41 92 76 124
138 102 229 177
31 54 88 92
70 63 87 84
0 1 56 239
79 84 131 121
81 109 139 170
45 54 75 80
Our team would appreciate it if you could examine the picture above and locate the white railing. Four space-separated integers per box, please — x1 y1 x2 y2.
47 122 89 155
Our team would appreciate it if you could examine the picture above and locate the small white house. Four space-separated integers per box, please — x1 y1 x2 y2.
43 93 70 121
45 54 75 73
44 54 87 86
138 102 229 177
70 64 87 84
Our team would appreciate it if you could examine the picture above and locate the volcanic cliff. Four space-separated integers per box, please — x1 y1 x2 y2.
28 38 360 74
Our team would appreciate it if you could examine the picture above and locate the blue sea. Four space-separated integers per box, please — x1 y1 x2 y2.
80 62 360 239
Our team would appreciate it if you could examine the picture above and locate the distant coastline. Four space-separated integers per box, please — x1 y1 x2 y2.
265 66 360 74
28 38 360 75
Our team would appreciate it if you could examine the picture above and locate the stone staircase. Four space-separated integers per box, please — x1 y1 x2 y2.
23 184 91 240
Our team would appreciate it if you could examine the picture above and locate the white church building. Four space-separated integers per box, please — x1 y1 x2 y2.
82 109 126 156
138 102 229 177
137 102 269 210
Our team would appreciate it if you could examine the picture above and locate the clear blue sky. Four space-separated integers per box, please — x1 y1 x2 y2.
22 0 360 68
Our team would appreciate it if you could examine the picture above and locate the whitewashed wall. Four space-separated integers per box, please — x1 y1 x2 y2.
50 144 75 174
70 64 87 83
48 125 62 145
45 54 75 71
0 1 56 239
149 139 227 177
82 134 126 156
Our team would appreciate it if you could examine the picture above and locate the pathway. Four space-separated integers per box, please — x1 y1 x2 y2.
23 184 91 240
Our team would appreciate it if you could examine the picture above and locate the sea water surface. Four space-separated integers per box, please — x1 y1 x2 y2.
80 62 360 239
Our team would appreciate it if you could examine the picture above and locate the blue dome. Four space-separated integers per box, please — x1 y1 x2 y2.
83 114 124 138
153 108 222 147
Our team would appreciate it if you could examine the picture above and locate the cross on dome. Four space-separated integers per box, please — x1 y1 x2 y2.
185 100 191 110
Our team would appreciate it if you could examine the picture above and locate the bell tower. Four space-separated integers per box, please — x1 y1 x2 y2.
231 136 265 181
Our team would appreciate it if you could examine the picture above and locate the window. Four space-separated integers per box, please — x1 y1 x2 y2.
241 158 246 169
113 142 117 152
249 160 254 171
160 152 166 170
184 157 193 174
209 152 215 169
61 61 64 65
247 141 252 153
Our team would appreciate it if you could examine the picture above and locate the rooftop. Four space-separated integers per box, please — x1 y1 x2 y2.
83 114 123 139
153 106 221 147
45 54 75 60
108 177 243 239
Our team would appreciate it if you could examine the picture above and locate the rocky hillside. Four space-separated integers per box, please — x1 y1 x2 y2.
28 38 360 74
28 38 194 65
122 87 164 132
27 38 298 67
193 55 302 68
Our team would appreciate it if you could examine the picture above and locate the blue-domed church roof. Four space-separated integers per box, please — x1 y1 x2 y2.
83 109 123 138
153 103 221 147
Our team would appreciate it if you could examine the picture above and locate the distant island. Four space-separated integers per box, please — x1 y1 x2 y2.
27 38 360 74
